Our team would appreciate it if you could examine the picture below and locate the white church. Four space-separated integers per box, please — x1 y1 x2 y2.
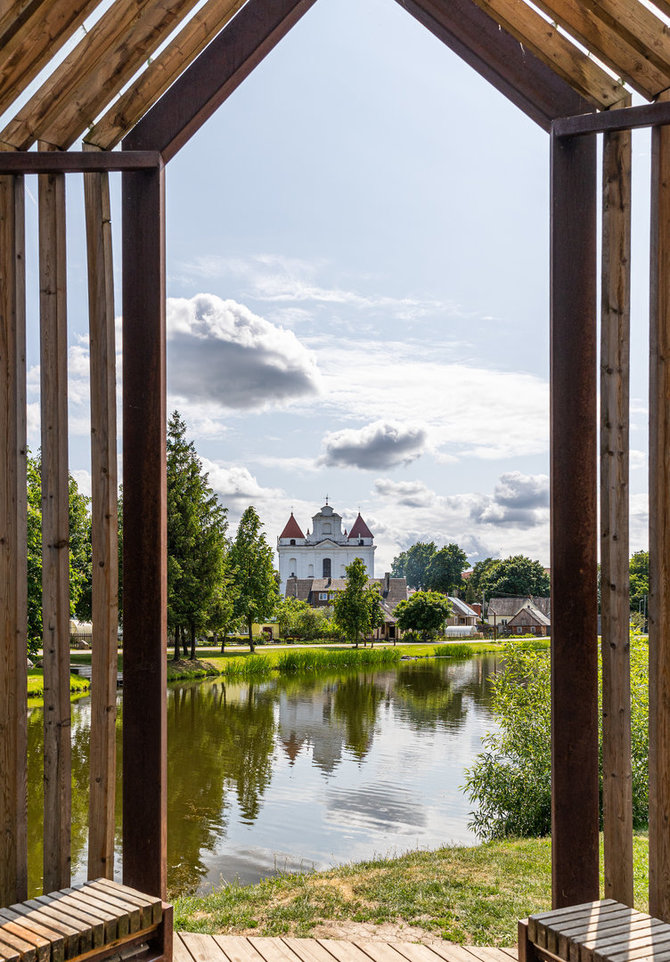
277 500 376 595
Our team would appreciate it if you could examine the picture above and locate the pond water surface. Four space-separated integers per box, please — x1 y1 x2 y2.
26 655 500 898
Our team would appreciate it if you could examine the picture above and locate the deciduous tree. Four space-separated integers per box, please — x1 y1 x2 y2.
425 543 469 595
478 555 550 601
334 557 380 648
394 590 452 641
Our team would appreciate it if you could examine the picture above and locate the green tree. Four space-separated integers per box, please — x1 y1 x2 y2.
167 412 228 660
425 543 469 595
334 557 379 648
394 590 452 641
465 557 497 603
26 451 93 652
478 555 550 601
276 597 311 640
629 550 649 617
228 506 279 651
390 541 437 589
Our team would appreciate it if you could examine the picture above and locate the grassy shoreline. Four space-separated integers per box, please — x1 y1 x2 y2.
174 833 648 946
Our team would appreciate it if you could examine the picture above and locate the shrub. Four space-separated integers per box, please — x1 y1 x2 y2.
463 634 649 839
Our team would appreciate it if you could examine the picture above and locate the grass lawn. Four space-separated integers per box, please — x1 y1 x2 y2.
27 668 90 704
174 834 649 946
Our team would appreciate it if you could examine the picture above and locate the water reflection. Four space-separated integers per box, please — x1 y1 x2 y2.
26 655 498 899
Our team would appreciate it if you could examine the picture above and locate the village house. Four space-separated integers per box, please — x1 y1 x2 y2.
485 596 551 634
445 597 480 628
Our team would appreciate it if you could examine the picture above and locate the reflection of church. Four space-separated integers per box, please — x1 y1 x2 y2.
277 500 376 595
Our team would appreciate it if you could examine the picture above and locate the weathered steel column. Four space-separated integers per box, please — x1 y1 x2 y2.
600 111 633 907
550 129 599 908
649 91 670 923
121 159 167 900
0 173 28 905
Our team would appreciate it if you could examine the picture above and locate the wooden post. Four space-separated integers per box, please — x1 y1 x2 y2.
550 129 599 908
121 161 167 900
649 90 670 923
39 146 71 892
0 172 28 905
83 146 118 881
600 100 633 907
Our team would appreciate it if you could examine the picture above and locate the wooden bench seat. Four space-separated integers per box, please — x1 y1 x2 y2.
519 900 670 962
0 880 172 962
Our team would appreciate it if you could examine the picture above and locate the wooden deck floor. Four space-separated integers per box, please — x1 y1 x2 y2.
175 931 518 962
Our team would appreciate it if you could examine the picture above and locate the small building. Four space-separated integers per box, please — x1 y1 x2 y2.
486 596 551 628
445 596 480 627
505 601 551 636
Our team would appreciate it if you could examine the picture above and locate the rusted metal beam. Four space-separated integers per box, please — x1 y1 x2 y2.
554 99 670 137
396 0 592 131
121 161 167 901
0 173 28 906
123 0 318 160
0 151 162 174
649 89 670 924
550 129 599 908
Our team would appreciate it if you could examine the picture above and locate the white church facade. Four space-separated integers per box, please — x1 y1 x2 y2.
277 501 376 595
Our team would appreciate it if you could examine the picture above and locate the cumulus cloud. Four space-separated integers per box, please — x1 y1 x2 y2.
167 294 321 410
320 421 427 470
200 458 284 504
470 472 549 528
373 478 436 508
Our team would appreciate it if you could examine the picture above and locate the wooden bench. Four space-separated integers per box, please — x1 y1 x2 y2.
0 880 172 962
519 900 670 962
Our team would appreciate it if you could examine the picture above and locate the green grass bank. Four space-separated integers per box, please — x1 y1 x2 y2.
174 833 648 946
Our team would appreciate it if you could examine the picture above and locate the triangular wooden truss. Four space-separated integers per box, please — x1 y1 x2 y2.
2 0 670 934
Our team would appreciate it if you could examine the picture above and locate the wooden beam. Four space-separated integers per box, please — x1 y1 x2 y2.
39 145 71 893
1 0 203 151
122 162 167 900
397 0 592 131
532 0 670 99
0 174 28 907
466 0 627 108
600 99 633 907
578 0 670 82
550 129 599 908
84 145 118 882
554 99 670 138
649 88 670 924
0 0 99 119
123 0 318 159
86 0 247 150
0 152 162 174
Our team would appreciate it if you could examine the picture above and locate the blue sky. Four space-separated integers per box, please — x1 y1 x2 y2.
16 0 653 574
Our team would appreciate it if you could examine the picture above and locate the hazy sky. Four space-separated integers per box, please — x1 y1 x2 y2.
16 0 653 574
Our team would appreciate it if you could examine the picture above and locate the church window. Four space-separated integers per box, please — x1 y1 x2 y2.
289 557 297 577
290 539 296 545
358 539 364 546
322 558 331 578
308 564 314 577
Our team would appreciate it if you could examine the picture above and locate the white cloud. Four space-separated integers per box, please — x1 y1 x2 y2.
200 458 284 505
167 294 321 410
373 479 436 508
469 472 549 528
321 421 428 470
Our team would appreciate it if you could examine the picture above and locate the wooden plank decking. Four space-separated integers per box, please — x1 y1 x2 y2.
175 932 518 962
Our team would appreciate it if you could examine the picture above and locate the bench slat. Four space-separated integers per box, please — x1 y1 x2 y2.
584 921 668 962
75 887 138 933
0 937 23 962
0 927 38 962
89 881 162 926
59 891 124 941
0 909 58 962
9 903 82 957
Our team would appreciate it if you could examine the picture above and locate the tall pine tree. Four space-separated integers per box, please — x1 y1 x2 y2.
167 411 228 659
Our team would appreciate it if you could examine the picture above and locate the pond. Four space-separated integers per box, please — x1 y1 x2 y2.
26 654 500 898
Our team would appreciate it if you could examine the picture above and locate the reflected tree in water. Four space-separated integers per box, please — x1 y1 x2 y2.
333 673 384 760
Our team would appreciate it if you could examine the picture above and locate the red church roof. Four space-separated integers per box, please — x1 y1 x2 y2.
348 513 373 539
280 513 305 539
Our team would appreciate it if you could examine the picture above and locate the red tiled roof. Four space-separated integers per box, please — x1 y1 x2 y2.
280 513 305 539
348 513 373 539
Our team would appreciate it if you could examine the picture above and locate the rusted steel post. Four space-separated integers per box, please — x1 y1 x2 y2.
550 129 599 908
649 90 670 923
0 173 28 905
121 161 167 900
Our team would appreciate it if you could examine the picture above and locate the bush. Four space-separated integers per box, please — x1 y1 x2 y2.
463 634 649 840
